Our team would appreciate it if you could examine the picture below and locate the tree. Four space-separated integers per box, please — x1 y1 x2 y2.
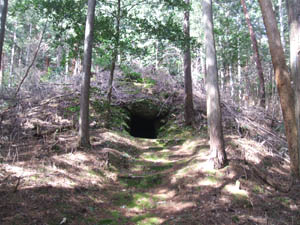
258 0 299 177
183 0 195 126
202 0 227 169
107 0 121 128
286 0 300 177
240 0 265 108
78 0 96 147
0 0 8 86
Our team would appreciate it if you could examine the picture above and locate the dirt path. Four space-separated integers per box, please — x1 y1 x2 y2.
1 127 300 225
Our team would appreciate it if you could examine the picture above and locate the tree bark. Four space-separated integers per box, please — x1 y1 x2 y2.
241 0 265 108
183 0 195 126
258 0 299 177
0 0 7 86
107 0 121 128
286 0 300 177
25 23 32 66
9 23 17 87
279 0 286 49
202 0 227 169
78 0 96 147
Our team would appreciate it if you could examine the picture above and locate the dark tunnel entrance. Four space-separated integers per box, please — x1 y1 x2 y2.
128 114 159 139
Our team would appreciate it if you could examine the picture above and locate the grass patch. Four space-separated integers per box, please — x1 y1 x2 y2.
88 168 105 177
149 164 173 172
119 174 163 189
275 196 291 206
252 184 264 194
97 210 129 225
97 218 114 224
206 176 218 183
232 215 240 223
142 151 170 161
131 213 161 224
112 192 132 206
128 193 157 210
146 147 165 151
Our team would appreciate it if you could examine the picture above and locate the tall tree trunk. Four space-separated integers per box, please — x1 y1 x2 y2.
237 38 242 103
229 64 234 98
202 0 227 169
286 0 300 177
279 0 286 49
73 58 81 76
25 23 32 66
155 40 159 70
183 0 195 126
258 0 299 177
78 0 96 147
107 0 121 128
241 0 265 108
9 23 17 87
0 0 7 87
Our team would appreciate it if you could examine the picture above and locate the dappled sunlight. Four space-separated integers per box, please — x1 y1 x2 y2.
153 188 176 199
1 77 298 224
156 200 196 214
3 163 37 177
222 183 249 197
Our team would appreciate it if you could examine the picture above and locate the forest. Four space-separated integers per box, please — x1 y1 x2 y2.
0 0 300 224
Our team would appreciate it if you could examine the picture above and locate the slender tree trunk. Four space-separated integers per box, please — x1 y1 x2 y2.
9 24 17 87
0 0 7 87
78 0 96 147
45 56 50 71
237 39 242 103
241 0 265 108
202 0 227 169
18 48 22 67
73 58 81 76
0 52 4 85
258 0 299 177
26 23 32 66
279 0 286 49
286 0 300 176
183 0 195 126
155 40 159 70
229 64 234 98
107 0 121 128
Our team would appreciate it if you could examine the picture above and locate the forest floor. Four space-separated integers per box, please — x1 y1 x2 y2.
1 67 300 225
0 92 300 225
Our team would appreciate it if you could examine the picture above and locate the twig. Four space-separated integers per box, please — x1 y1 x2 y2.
15 24 47 96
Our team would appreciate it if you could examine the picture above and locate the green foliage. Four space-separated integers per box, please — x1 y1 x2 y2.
120 65 143 82
65 105 80 113
91 100 130 132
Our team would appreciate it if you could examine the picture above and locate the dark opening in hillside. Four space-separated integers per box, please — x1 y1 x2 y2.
129 114 159 139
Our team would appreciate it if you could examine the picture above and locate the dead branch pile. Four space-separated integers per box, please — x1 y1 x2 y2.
221 101 288 156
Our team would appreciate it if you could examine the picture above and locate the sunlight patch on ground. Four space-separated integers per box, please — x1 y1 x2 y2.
3 164 36 177
197 176 220 186
153 188 176 199
141 150 172 163
156 201 196 213
223 183 249 197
